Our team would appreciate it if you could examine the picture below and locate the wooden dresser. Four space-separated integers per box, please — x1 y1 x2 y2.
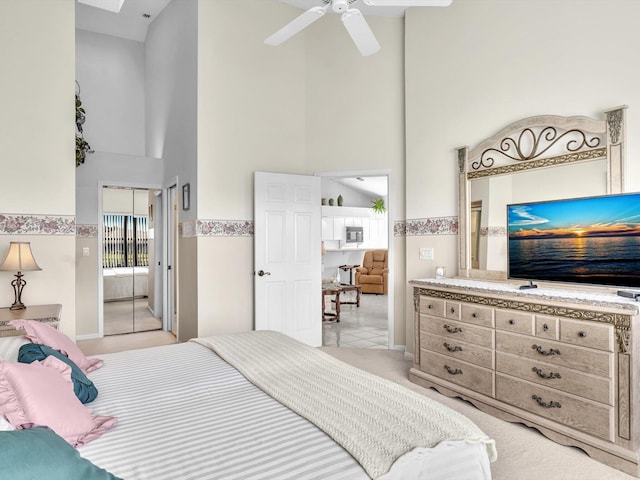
409 278 640 476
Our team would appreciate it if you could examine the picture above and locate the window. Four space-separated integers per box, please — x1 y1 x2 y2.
103 215 149 268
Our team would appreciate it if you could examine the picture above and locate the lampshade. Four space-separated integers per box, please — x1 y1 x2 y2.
0 242 42 272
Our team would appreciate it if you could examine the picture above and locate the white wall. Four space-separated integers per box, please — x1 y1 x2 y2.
146 0 198 220
305 14 406 348
0 0 76 336
75 29 145 156
0 1 76 216
404 0 640 352
193 1 406 343
321 178 378 208
145 0 199 341
194 0 307 338
75 24 165 338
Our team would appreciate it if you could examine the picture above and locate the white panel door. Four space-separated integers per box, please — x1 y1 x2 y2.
254 172 322 346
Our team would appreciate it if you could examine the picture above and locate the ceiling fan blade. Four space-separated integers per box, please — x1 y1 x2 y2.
341 9 381 57
264 6 327 46
363 0 453 6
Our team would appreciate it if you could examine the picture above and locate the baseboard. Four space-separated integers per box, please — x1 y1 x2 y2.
389 344 405 352
75 333 101 341
404 351 415 362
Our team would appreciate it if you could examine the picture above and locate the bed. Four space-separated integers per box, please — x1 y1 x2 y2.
0 329 496 480
102 267 148 301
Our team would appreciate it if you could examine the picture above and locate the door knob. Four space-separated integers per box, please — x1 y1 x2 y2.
257 270 271 277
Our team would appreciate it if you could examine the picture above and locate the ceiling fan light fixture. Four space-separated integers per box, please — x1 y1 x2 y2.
332 0 349 13
363 0 453 6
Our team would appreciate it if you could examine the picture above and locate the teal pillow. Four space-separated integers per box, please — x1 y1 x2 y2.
0 428 122 480
18 343 98 404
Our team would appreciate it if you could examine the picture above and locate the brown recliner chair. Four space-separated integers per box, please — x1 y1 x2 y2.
355 250 388 294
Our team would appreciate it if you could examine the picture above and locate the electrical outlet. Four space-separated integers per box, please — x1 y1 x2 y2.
419 248 434 260
82 247 90 257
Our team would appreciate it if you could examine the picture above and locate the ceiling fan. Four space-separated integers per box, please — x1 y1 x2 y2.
265 0 452 57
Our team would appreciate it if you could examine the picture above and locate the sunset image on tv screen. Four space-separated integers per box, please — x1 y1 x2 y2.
507 193 640 288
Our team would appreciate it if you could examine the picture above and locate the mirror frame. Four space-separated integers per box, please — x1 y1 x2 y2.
456 106 627 280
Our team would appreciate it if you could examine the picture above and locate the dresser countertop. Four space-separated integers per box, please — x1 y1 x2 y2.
409 278 640 313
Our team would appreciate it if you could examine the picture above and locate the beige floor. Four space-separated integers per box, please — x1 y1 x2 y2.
78 330 176 356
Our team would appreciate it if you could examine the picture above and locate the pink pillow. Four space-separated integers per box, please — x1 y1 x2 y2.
0 356 116 446
9 320 102 373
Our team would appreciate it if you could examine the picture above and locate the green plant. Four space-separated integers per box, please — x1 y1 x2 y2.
75 86 92 167
372 198 386 213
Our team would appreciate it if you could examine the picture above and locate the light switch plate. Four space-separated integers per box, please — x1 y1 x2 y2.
419 248 434 260
82 247 90 257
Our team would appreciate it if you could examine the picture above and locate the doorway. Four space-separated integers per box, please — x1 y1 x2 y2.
101 186 162 335
318 171 393 350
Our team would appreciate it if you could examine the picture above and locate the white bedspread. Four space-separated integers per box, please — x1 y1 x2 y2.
194 331 497 479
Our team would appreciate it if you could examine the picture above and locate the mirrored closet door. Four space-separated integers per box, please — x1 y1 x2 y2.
102 186 161 335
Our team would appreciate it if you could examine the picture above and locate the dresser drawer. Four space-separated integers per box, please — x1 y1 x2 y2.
560 319 614 352
496 331 613 378
495 309 534 335
445 301 461 321
421 316 494 348
460 304 494 327
420 350 494 397
496 374 614 441
535 315 559 340
421 333 494 369
496 352 613 405
420 297 444 317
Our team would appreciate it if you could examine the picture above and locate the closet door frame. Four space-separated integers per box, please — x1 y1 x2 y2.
98 180 163 338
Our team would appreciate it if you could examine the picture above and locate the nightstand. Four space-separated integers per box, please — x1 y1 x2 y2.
0 304 62 337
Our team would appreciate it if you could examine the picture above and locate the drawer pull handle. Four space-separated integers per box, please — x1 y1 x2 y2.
444 365 463 375
508 319 515 325
532 344 561 356
444 342 462 352
578 331 587 338
532 394 561 409
532 367 561 380
472 313 477 318
428 304 433 309
443 324 462 334
543 323 549 332
450 307 456 314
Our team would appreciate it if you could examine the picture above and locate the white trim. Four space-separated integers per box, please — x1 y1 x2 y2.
404 352 415 362
163 177 179 338
315 169 396 349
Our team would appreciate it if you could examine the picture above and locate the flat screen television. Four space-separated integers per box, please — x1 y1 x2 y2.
507 192 640 289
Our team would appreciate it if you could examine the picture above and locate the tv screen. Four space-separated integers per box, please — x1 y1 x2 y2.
507 192 640 289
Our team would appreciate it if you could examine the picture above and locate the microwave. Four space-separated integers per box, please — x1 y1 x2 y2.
345 226 363 243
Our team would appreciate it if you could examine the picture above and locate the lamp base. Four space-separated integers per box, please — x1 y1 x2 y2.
9 301 26 311
9 272 27 310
